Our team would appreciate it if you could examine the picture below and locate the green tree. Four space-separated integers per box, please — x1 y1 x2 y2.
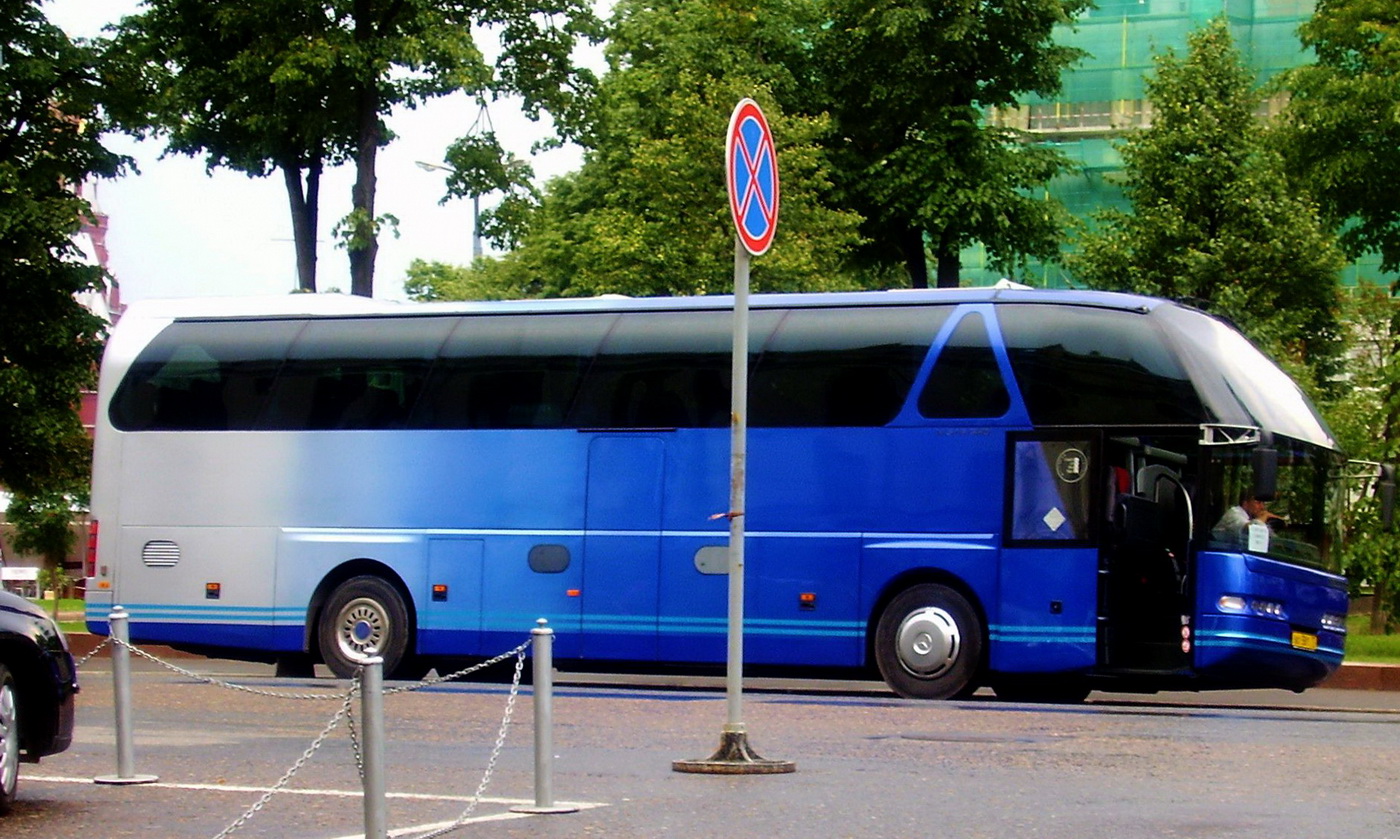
428 0 875 301
1277 0 1400 273
1324 287 1400 632
814 0 1090 288
6 490 84 612
403 257 544 301
1069 17 1343 382
105 0 601 297
0 1 122 498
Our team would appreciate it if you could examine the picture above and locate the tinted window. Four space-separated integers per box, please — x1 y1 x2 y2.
918 312 1008 419
751 307 937 427
410 314 614 429
569 310 778 428
110 319 303 431
997 305 1205 426
258 318 454 430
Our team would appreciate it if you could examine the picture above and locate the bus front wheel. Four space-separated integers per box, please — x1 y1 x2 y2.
875 583 983 700
317 576 410 679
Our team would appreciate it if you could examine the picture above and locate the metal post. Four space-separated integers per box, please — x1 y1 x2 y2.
726 239 751 735
512 619 578 814
672 240 793 774
95 606 158 785
360 651 388 839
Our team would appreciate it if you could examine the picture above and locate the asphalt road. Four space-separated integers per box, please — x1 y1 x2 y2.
9 655 1400 838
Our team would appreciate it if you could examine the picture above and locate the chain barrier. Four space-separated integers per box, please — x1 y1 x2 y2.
73 635 112 669
106 636 353 700
212 674 362 839
79 633 538 838
405 648 527 839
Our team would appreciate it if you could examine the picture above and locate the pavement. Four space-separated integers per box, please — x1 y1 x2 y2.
63 632 1400 692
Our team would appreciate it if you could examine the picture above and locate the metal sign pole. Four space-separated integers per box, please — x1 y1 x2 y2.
672 236 792 775
725 238 751 736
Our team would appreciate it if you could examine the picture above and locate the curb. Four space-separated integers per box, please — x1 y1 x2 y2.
62 632 1400 691
1320 662 1400 692
68 632 201 660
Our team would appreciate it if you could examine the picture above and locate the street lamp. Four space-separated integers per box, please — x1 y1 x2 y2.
415 160 483 261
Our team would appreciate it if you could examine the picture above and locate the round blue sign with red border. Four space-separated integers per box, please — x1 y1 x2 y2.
726 99 779 256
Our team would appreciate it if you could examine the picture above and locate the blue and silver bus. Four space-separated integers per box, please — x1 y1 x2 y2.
86 288 1354 700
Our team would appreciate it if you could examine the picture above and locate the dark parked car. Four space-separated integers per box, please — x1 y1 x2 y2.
0 589 78 813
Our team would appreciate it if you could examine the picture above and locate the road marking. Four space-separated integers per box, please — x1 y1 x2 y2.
23 774 604 808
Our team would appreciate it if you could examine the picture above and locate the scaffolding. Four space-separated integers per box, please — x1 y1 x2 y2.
962 0 1394 288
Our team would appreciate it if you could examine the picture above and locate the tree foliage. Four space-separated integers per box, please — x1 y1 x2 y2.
422 0 880 301
1070 17 1343 383
0 1 123 498
104 0 602 297
813 0 1090 287
1324 287 1400 630
1277 0 1400 273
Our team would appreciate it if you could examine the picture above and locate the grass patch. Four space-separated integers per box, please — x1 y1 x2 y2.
1345 614 1400 664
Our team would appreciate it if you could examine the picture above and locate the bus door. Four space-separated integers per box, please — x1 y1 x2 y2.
581 436 665 660
996 434 1101 675
1099 438 1194 672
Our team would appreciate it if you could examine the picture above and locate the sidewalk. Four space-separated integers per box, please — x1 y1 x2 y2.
63 631 1400 691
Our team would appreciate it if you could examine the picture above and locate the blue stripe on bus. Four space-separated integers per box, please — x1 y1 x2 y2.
1195 630 1344 658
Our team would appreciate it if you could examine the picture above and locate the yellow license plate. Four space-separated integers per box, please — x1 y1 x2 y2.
1291 631 1318 651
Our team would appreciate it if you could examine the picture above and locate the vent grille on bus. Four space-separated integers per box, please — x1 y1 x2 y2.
142 540 180 567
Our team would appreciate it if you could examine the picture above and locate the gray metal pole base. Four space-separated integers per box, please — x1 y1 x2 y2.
672 730 796 775
509 802 580 815
94 773 159 786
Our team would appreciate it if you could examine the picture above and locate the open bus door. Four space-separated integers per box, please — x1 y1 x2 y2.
1099 437 1196 675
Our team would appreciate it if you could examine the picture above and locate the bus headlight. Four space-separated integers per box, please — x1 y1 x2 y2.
1216 595 1286 620
1218 595 1247 613
1320 613 1347 633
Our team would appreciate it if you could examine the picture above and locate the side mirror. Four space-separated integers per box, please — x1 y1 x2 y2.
1380 464 1396 531
1252 443 1278 502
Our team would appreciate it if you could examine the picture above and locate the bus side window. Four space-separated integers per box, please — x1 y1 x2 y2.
917 312 1009 419
110 320 301 431
259 318 451 430
568 310 754 429
751 307 942 427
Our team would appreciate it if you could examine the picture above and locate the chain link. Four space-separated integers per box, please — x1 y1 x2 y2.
84 633 538 838
109 637 353 700
406 648 527 839
211 673 362 839
72 636 113 669
383 640 532 695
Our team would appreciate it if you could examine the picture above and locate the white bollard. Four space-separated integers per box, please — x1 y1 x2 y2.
360 650 388 839
94 606 158 785
511 619 577 814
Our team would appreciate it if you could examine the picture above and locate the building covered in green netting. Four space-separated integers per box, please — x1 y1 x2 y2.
963 0 1394 289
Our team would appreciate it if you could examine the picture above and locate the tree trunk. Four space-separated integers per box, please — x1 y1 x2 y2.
1372 577 1390 634
349 3 380 298
900 227 928 289
934 227 960 289
282 161 321 294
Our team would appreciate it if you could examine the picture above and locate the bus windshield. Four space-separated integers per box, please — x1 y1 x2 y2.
1204 440 1339 573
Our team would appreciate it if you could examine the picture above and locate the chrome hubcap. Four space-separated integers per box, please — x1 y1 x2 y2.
335 597 388 661
0 680 17 796
896 606 961 679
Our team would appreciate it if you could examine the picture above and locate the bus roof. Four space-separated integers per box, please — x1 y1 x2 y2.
120 287 1165 322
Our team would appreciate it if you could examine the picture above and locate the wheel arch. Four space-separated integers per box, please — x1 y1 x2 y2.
304 559 418 658
865 569 989 672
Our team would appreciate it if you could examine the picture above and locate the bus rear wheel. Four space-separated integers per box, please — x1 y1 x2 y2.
318 576 410 679
875 583 983 700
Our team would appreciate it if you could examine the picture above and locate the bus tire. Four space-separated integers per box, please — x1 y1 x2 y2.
317 576 410 679
875 583 982 700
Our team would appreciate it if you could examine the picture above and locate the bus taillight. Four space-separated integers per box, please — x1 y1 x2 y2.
86 519 99 578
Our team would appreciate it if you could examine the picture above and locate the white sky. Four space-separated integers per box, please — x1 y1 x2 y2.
43 0 602 302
